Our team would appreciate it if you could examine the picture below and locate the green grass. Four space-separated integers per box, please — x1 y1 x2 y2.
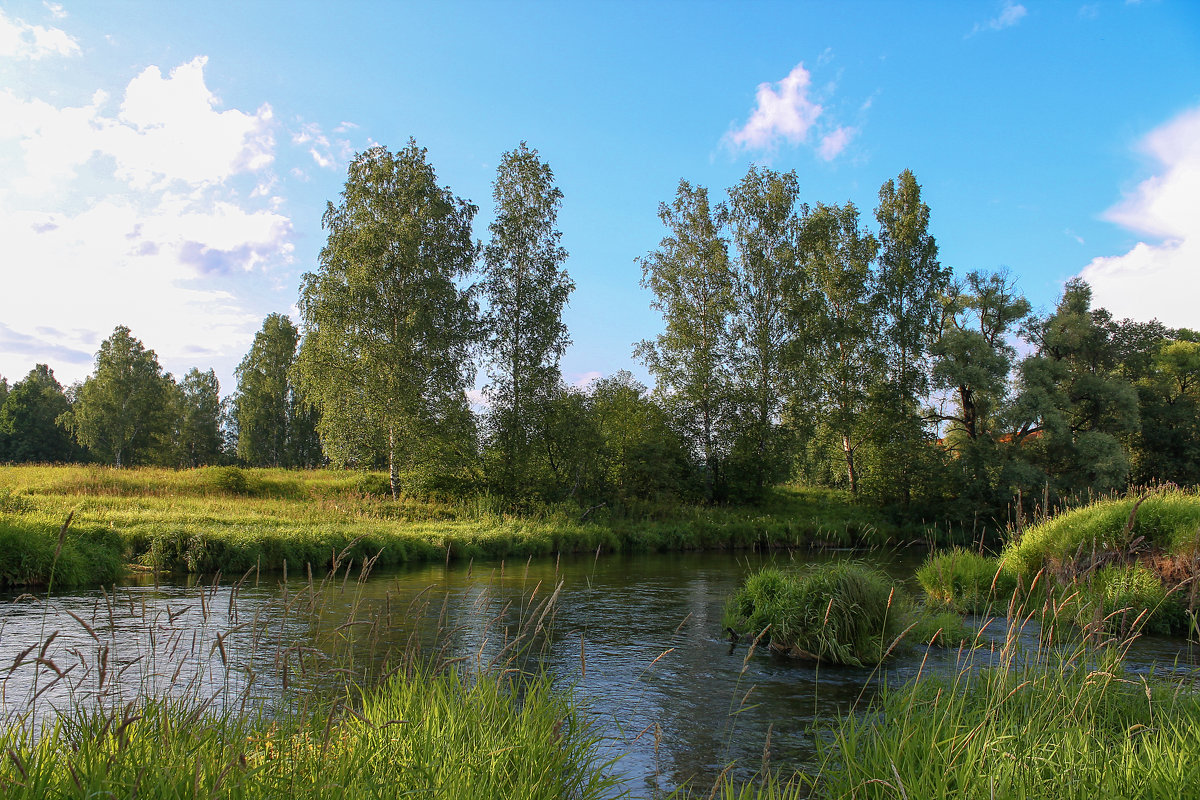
916 547 1016 614
813 637 1200 798
722 562 913 666
0 667 615 800
0 465 901 587
1001 488 1200 579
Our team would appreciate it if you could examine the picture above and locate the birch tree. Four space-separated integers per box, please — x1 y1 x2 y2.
481 142 572 495
295 142 479 497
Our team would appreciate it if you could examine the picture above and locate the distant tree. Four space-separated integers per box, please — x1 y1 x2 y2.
926 270 1032 518
930 270 1030 444
588 371 694 503
802 201 880 494
1128 333 1200 486
234 313 320 467
481 142 572 496
724 166 807 496
60 326 174 467
0 364 79 463
295 142 479 497
0 374 8 459
635 179 736 499
174 368 224 467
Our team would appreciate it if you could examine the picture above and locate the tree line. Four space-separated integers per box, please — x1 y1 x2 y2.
2 140 1197 527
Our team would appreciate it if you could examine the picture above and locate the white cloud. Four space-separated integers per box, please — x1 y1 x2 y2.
1078 106 1200 330
43 2 67 20
727 63 824 151
970 1 1028 35
105 58 275 189
817 126 856 161
0 55 295 388
0 6 79 59
725 62 858 160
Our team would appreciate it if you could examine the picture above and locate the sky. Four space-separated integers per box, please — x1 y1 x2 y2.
1 0 1197 400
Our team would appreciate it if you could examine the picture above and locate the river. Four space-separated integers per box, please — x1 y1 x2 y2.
1 549 1195 795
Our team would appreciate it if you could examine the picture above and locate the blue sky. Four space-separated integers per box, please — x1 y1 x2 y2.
1 0 1197 398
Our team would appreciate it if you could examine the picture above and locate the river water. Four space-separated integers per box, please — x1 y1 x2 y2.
1 549 1195 796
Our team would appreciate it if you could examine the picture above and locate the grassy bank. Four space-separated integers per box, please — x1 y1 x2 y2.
0 464 900 587
917 488 1200 636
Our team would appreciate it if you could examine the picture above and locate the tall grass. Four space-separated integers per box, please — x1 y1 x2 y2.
810 591 1200 800
0 546 620 799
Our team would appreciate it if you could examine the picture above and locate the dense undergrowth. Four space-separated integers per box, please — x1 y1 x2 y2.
0 464 902 587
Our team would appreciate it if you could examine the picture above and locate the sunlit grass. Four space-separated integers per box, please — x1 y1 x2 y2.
0 465 899 587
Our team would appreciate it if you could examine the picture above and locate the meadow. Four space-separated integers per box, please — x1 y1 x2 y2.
0 464 898 588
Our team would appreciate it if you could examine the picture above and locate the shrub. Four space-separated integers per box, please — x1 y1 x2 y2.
202 465 249 495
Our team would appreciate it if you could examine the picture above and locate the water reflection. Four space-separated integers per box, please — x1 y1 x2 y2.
1 549 1196 795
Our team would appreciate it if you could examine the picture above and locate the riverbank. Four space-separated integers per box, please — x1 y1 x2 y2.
0 464 903 588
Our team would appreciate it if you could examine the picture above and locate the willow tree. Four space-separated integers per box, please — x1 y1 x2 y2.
481 142 572 495
295 142 479 497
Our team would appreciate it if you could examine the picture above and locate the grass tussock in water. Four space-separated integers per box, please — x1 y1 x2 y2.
0 464 899 587
722 562 918 666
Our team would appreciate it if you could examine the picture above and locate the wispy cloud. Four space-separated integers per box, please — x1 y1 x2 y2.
969 1 1028 36
1079 106 1200 329
725 61 857 161
0 6 80 59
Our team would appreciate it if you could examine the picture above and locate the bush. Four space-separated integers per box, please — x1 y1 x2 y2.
723 561 908 666
202 465 249 495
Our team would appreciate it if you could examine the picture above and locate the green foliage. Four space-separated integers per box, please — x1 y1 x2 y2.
723 561 907 666
725 166 806 497
295 142 479 497
201 465 250 495
171 367 224 467
798 201 880 496
916 547 1016 614
0 364 79 463
481 142 573 497
1013 279 1139 498
59 326 175 467
234 313 321 468
635 179 736 500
